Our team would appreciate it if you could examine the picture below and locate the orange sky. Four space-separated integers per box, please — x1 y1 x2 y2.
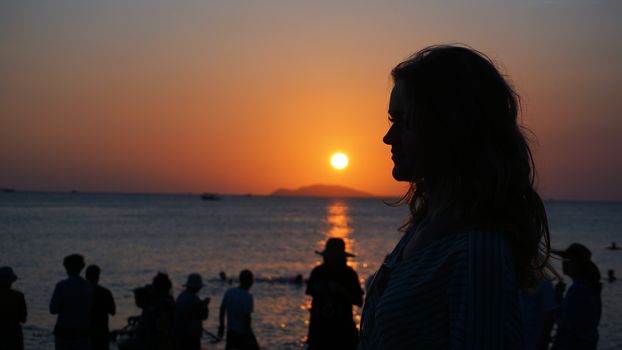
1 1 621 200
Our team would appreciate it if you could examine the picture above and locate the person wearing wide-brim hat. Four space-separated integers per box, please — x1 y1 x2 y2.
315 237 356 259
174 273 209 350
306 238 363 350
0 266 18 285
0 266 27 350
551 243 602 350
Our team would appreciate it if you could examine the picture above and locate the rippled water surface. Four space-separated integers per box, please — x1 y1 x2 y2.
1 193 621 349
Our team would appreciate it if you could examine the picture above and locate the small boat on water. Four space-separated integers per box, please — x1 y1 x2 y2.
201 193 221 201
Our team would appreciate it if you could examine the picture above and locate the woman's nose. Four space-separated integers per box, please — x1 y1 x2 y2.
383 126 394 145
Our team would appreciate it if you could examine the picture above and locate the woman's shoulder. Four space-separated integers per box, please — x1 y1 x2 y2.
414 227 508 251
388 226 510 269
423 229 513 267
450 228 511 249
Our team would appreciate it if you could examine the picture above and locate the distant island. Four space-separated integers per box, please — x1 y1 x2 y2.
270 184 373 198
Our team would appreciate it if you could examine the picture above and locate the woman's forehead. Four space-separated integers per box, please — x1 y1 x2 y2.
389 83 405 115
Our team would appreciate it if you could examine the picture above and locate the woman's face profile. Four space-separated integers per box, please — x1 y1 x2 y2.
384 82 417 182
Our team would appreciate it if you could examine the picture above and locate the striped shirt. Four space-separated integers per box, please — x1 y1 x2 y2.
359 227 522 350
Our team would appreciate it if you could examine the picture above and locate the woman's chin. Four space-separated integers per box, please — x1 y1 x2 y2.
392 167 413 182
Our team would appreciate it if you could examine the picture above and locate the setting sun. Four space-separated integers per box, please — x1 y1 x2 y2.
330 152 349 170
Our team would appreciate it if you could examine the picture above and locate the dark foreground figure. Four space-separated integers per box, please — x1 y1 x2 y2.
552 243 602 350
219 270 259 350
0 266 27 350
50 254 93 350
306 238 363 350
151 272 176 350
86 265 116 350
359 45 551 349
174 273 209 350
118 285 156 350
607 269 617 282
519 273 558 350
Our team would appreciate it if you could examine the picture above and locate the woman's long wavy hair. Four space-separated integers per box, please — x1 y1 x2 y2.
391 45 550 287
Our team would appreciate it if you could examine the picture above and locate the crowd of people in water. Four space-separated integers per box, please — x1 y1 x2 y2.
0 253 263 350
0 238 618 350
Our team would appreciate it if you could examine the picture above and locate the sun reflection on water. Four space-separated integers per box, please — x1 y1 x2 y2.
313 199 363 332
316 200 359 269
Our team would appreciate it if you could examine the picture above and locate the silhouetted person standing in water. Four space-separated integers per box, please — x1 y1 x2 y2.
306 238 363 350
151 272 175 350
85 265 116 350
118 286 156 350
0 266 27 350
218 270 259 350
50 254 92 350
607 269 617 282
174 273 209 350
552 243 602 350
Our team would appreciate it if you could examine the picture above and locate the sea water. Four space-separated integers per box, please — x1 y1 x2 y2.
1 193 621 349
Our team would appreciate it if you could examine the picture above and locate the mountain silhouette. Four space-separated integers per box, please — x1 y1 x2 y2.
270 184 372 198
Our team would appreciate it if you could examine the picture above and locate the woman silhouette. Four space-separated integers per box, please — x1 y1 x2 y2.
359 45 550 349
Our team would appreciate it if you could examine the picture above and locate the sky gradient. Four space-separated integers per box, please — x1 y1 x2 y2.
2 1 621 200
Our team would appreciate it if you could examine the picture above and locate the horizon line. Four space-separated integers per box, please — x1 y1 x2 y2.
2 188 621 203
